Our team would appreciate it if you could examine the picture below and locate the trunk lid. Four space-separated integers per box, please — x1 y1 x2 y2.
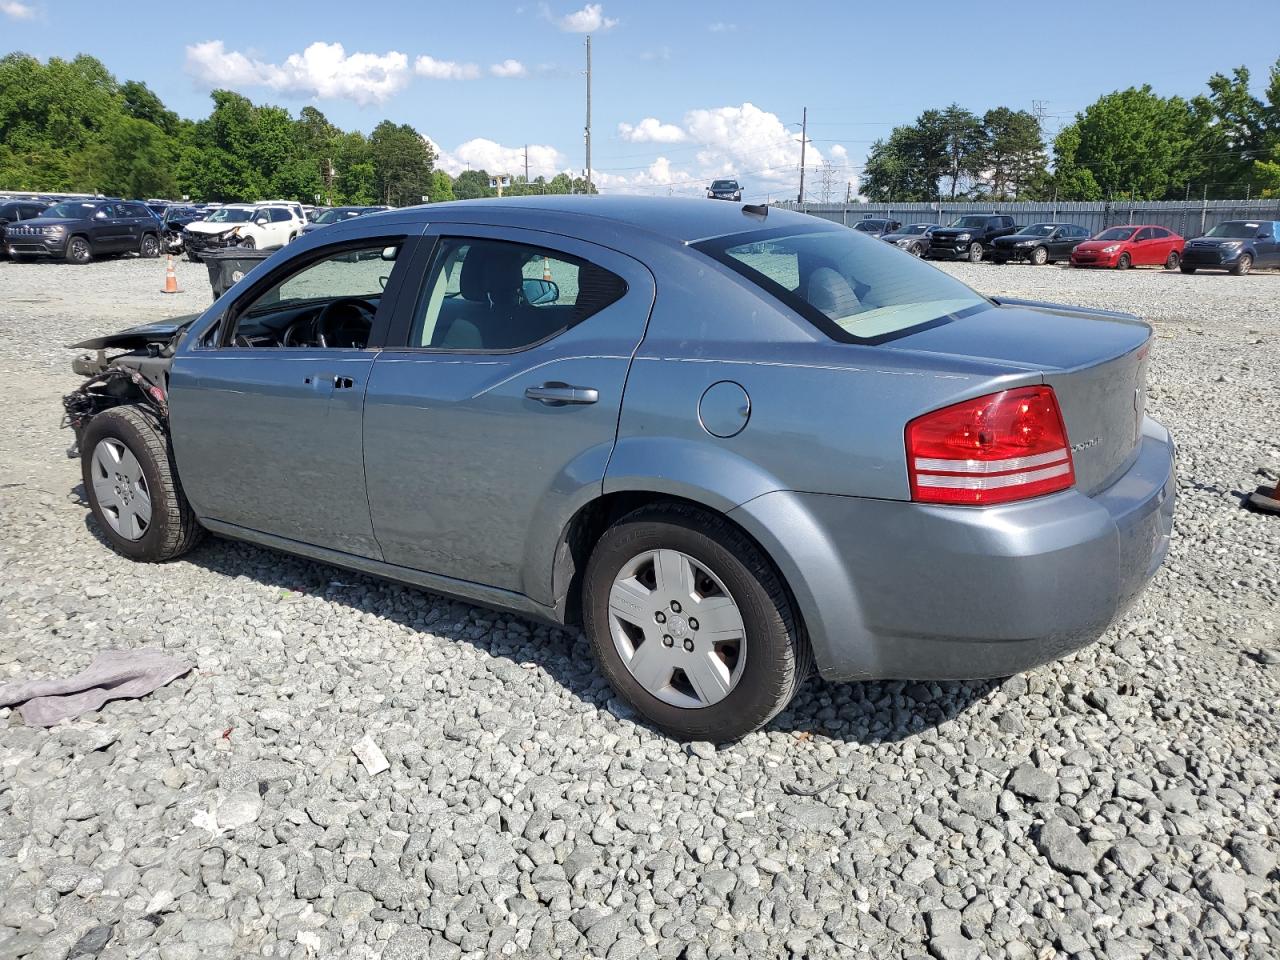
885 300 1151 495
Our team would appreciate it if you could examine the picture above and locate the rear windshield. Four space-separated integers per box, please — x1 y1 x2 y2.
695 225 988 343
1096 227 1136 241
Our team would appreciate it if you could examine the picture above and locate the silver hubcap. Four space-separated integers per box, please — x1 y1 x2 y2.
91 439 152 540
608 549 746 709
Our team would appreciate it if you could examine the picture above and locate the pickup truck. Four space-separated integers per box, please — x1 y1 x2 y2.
926 214 1017 263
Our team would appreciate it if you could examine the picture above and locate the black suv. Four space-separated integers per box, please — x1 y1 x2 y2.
0 200 49 259
707 179 742 201
5 199 162 264
926 214 1018 263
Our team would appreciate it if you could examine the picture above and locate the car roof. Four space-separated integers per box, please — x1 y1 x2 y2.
402 195 828 243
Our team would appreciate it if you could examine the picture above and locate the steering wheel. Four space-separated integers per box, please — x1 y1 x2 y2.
314 297 376 348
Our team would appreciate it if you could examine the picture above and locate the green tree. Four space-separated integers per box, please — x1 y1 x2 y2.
427 169 455 202
369 121 435 206
120 79 178 135
452 168 494 200
980 107 1047 200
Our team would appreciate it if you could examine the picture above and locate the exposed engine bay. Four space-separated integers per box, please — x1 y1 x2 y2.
62 318 194 456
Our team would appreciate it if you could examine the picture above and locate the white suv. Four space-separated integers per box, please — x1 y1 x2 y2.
183 203 306 260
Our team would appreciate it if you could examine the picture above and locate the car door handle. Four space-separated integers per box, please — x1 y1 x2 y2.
524 382 599 405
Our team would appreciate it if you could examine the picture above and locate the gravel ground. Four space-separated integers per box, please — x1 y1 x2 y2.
1 253 1278 960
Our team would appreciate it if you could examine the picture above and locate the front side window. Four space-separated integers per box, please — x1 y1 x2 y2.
412 238 627 350
223 242 401 349
696 225 988 342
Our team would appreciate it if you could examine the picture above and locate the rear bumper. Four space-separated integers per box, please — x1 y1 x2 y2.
730 417 1175 682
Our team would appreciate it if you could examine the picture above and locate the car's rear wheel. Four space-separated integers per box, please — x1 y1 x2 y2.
1031 246 1049 266
1164 250 1180 270
1116 253 1131 270
582 503 810 742
139 233 160 258
1231 254 1253 276
81 406 203 562
967 242 983 263
65 236 92 265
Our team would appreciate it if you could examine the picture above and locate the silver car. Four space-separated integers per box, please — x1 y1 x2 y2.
65 197 1175 741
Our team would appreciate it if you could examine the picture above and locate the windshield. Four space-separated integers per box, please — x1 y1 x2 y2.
711 181 738 190
205 207 253 223
315 208 363 224
1206 221 1262 239
42 201 99 218
1096 227 1135 241
949 216 991 228
853 220 885 232
1016 224 1056 237
695 226 988 342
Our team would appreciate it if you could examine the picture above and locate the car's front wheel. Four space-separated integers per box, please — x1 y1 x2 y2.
582 503 810 742
139 233 160 258
1231 253 1253 276
81 406 203 562
1116 253 1131 270
967 242 983 263
65 236 92 265
1031 246 1049 266
239 235 257 250
186 250 202 263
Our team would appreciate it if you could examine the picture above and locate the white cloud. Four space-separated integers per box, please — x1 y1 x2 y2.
617 117 687 144
1 1 35 19
640 46 671 62
414 55 481 80
600 102 851 199
558 3 617 32
429 137 567 180
185 40 410 105
489 59 527 78
708 21 736 32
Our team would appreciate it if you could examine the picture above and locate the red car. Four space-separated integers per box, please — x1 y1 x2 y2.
1071 224 1185 270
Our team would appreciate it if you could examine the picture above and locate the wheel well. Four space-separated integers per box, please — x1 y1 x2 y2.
553 491 806 642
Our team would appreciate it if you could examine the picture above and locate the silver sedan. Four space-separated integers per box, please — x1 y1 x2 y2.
65 197 1175 741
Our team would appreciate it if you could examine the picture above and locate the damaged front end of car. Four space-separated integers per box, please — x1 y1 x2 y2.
61 317 197 457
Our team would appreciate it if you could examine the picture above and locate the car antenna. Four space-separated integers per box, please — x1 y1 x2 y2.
741 203 768 219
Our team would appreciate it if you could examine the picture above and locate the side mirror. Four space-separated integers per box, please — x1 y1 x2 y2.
522 277 559 305
94 211 109 220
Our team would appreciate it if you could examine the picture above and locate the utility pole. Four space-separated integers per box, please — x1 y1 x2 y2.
524 145 529 184
584 36 593 194
796 107 808 204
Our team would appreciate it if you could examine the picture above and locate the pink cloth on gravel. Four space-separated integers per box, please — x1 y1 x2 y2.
0 648 192 727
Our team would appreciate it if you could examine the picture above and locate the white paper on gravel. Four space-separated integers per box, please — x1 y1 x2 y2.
352 734 390 775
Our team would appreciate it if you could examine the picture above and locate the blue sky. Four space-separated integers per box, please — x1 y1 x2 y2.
3 0 1276 199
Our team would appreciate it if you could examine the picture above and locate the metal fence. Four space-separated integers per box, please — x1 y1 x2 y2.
777 199 1280 238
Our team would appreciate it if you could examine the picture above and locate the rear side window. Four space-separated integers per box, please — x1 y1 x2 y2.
412 238 627 351
696 225 988 343
270 208 291 223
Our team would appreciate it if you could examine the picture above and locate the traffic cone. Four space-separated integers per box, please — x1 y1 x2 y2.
542 257 552 282
161 255 181 294
1247 470 1280 515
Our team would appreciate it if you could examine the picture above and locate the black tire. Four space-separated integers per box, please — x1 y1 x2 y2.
582 503 811 742
186 250 202 263
967 242 983 264
65 236 92 265
1231 254 1253 276
1030 246 1049 266
1164 250 1180 271
908 243 923 257
1116 253 1131 270
239 236 256 250
139 233 160 258
1180 265 1196 274
992 255 1008 265
81 406 203 562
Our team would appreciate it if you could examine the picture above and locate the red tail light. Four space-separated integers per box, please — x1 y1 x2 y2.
906 386 1075 505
